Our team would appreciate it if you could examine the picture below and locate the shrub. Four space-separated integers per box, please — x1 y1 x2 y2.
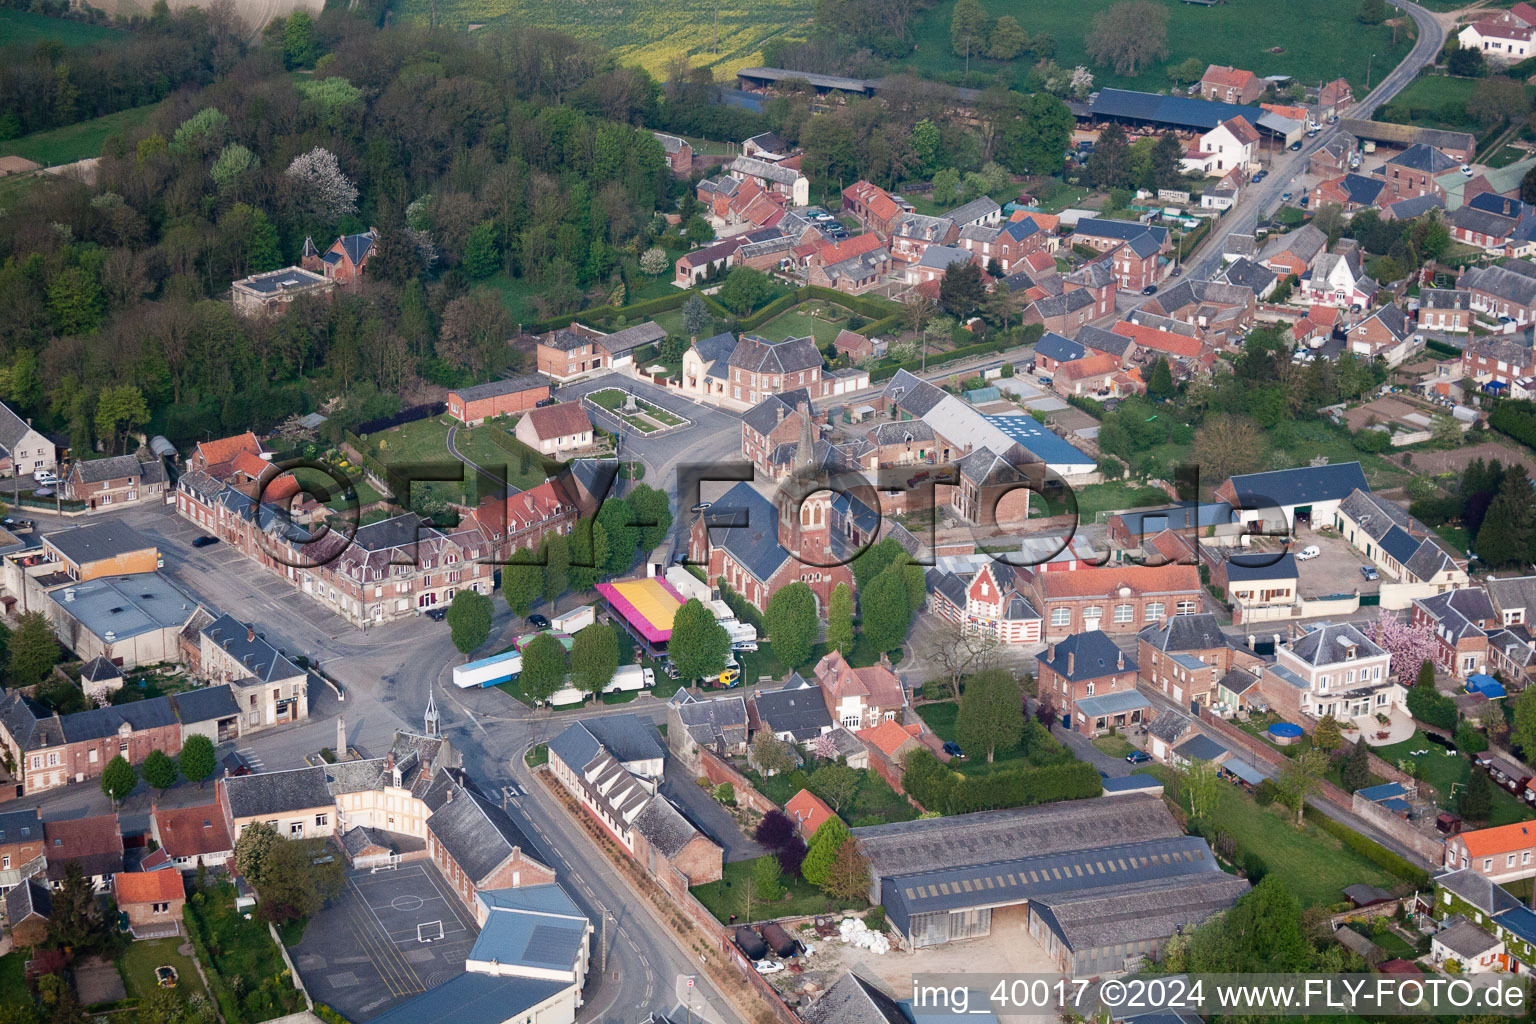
1253 779 1279 806
901 749 1100 814
1454 720 1490 755
1304 806 1431 888
865 906 886 931
714 782 735 805
1241 851 1270 883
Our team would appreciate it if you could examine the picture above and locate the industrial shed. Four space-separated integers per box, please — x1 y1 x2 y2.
850 795 1246 968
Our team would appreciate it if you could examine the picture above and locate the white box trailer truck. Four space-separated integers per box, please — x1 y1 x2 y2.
453 650 522 688
604 665 656 694
551 605 596 634
542 685 588 707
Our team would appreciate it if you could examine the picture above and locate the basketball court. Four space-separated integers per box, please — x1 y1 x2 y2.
289 861 479 1022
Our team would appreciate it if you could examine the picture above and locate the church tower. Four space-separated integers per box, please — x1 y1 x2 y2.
777 403 833 563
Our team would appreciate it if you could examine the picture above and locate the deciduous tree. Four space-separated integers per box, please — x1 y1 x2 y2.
521 633 570 705
670 598 730 680
956 668 1023 763
1275 748 1328 827
1341 738 1372 793
503 547 543 618
810 762 860 813
1085 0 1169 75
860 570 911 653
446 589 493 654
824 837 871 900
100 755 136 806
827 582 855 655
179 734 217 788
764 581 817 669
142 749 178 794
9 611 58 686
570 622 620 695
802 817 850 886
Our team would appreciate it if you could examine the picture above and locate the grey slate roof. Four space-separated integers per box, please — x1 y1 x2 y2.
1174 734 1229 762
1437 917 1501 959
1138 612 1230 653
740 388 813 438
753 679 833 740
1147 708 1193 744
201 613 304 683
1387 143 1460 174
1287 621 1385 665
71 455 154 485
632 796 703 858
801 971 909 1024
224 766 334 818
169 685 240 724
882 369 948 417
1035 332 1087 363
1460 262 1536 307
598 321 667 357
947 196 1001 225
80 656 122 683
701 481 789 584
452 374 551 403
1031 872 1249 952
0 400 39 455
1076 219 1168 245
582 713 665 763
0 807 41 845
1039 630 1134 681
1218 257 1278 295
1223 461 1369 509
426 783 546 884
4 877 50 922
1224 552 1298 582
1258 223 1326 266
1486 574 1536 616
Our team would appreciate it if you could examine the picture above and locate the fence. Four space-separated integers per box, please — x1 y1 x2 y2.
698 748 778 816
268 921 314 1011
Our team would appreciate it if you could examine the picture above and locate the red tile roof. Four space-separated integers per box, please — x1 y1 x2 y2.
523 402 592 441
1319 78 1355 105
114 869 185 905
44 814 123 880
1218 116 1261 147
1262 103 1311 122
1513 1 1536 27
815 650 904 709
1202 65 1256 89
785 789 835 836
196 432 262 470
1457 821 1536 858
153 803 233 859
1058 353 1123 381
856 719 920 759
1111 321 1205 360
1035 563 1200 599
816 232 884 266
844 181 901 223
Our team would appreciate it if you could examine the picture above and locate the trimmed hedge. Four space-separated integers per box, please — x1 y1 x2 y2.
1425 339 1460 359
1304 805 1431 889
342 431 392 485
1489 398 1536 451
532 283 900 336
902 748 1102 814
870 338 1013 383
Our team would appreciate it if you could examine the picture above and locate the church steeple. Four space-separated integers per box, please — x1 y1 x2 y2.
793 401 815 473
424 688 441 738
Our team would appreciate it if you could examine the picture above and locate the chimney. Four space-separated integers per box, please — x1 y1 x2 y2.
246 626 255 643
386 752 394 771
1067 651 1075 676
446 787 455 803
1117 651 1125 671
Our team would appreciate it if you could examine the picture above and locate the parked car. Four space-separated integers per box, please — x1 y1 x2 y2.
1289 141 1303 151
1462 164 1474 176
1300 195 1310 208
754 961 784 975
1141 285 1158 295
192 536 220 548
943 741 964 758
1126 750 1152 765
32 470 57 486
1281 192 1293 202
1171 266 1183 277
1252 170 1267 183
1296 545 1321 560
1037 375 1052 386
1 516 33 530
425 608 447 621
690 501 713 513
528 613 551 629
1360 565 1380 582
536 397 557 407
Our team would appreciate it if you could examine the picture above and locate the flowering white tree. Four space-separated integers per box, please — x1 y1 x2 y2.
1070 66 1095 99
284 147 358 221
813 732 836 761
1370 609 1438 680
639 247 669 277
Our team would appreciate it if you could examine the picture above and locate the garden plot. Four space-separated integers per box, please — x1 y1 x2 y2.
585 388 691 434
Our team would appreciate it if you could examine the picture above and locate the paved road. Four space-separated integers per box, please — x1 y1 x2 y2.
1189 0 1447 280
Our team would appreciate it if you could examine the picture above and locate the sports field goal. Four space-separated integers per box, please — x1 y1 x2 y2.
417 920 444 943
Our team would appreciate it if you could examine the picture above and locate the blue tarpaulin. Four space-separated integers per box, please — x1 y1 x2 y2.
1468 674 1507 699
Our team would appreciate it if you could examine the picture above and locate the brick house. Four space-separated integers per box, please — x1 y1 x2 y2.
1299 249 1377 309
652 132 693 173
44 814 123 891
1311 134 1359 178
956 218 1047 274
546 717 722 896
814 649 905 730
1459 261 1536 326
1346 305 1416 366
1024 262 1116 335
832 328 886 363
0 691 183 795
63 455 168 510
513 402 593 456
1199 64 1263 104
889 213 959 265
468 478 577 564
722 335 824 407
1256 223 1327 278
674 236 744 286
114 870 185 937
189 432 263 478
426 782 558 911
0 807 45 891
1411 588 1496 677
1317 78 1355 120
1036 630 1143 736
841 181 907 237
1445 822 1536 882
301 229 378 286
1072 219 1170 259
1137 612 1266 708
924 560 1043 645
1031 563 1203 638
1217 552 1301 620
856 718 939 794
537 326 608 381
1374 145 1459 200
446 375 551 426
785 789 834 837
1419 288 1473 333
739 389 818 480
1464 334 1536 385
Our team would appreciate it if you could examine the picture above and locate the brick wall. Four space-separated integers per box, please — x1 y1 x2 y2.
698 749 777 816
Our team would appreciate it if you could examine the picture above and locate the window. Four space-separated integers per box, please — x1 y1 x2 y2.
1 855 8 869
1051 608 1072 627
316 814 329 827
290 822 303 836
1509 854 1518 868
1145 602 1164 621
1175 601 1197 615
1113 604 1134 623
1083 606 1102 623
153 902 169 914
1086 683 1096 696
46 753 59 767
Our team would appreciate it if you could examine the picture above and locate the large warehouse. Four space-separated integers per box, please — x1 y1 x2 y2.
852 795 1248 972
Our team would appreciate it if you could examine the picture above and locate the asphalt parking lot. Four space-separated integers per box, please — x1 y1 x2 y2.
1294 525 1380 599
290 862 479 1022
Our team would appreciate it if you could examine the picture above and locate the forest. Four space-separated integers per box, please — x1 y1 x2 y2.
0 3 1064 456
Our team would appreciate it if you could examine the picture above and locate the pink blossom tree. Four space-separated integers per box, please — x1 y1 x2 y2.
1369 610 1438 680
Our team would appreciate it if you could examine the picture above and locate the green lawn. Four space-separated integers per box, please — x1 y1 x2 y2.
0 103 160 167
1485 146 1531 170
692 857 866 923
1379 75 1511 130
118 937 209 1005
0 9 125 48
1092 734 1136 759
1066 482 1172 521
366 415 548 502
0 953 26 1011
897 0 1413 94
918 699 1072 777
480 271 545 327
751 302 854 347
747 763 917 827
1145 766 1400 907
525 743 549 766
1374 730 1534 827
